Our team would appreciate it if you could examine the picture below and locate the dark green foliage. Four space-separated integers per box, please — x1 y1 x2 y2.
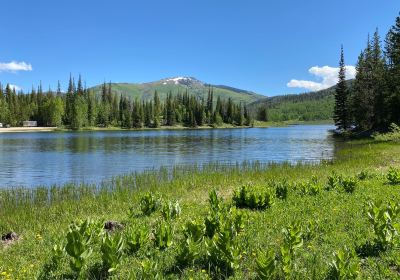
100 233 124 273
139 192 162 216
274 180 289 200
125 225 147 254
232 184 274 210
0 76 251 129
387 167 400 185
153 219 174 249
255 249 277 280
327 247 360 280
365 199 400 250
334 46 350 131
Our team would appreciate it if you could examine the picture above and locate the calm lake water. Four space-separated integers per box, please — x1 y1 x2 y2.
0 125 336 187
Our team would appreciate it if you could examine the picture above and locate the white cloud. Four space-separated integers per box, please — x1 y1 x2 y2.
0 61 33 73
287 65 356 91
8 84 22 91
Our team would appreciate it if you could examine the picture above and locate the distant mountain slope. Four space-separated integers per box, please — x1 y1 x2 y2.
90 77 266 104
248 80 354 121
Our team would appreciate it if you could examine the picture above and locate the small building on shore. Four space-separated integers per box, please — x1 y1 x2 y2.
23 121 37 127
0 123 3 128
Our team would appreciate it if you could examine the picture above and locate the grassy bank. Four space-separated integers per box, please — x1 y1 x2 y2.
1 140 400 279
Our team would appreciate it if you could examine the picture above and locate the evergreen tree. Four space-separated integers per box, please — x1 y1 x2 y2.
334 46 350 131
385 13 400 124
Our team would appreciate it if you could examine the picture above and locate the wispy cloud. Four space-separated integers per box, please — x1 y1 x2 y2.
8 84 22 91
0 61 33 73
287 65 356 91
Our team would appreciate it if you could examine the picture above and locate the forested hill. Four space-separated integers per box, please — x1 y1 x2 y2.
248 80 354 122
90 77 266 105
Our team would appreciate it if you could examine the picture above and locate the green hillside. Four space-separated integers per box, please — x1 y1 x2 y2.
90 77 266 105
248 80 354 122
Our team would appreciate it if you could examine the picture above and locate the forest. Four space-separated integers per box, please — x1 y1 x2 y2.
0 79 252 129
334 14 400 133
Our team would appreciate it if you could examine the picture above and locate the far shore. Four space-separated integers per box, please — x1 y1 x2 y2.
0 120 333 133
0 127 58 133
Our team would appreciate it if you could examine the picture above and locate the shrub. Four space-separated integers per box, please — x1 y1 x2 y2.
101 233 124 273
140 192 162 216
233 184 274 210
327 247 360 280
387 167 400 185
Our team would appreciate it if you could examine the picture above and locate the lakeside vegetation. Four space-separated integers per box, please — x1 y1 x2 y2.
1 136 400 279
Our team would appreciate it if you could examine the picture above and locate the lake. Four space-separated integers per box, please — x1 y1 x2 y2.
0 125 336 187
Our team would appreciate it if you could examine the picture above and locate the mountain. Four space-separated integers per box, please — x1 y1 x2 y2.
248 80 354 121
90 77 266 104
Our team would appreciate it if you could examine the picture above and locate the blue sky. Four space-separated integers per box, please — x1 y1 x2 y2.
0 0 399 96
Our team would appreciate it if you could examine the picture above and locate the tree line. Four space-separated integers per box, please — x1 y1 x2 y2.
335 13 400 132
0 76 252 129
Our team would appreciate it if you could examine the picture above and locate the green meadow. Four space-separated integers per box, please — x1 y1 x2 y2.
1 139 400 279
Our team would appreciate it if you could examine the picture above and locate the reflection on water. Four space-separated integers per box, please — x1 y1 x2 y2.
0 125 336 187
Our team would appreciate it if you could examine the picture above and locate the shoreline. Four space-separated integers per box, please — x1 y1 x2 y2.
0 120 333 133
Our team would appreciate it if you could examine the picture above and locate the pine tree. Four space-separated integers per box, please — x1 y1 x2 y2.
334 46 350 131
385 13 400 124
153 91 161 127
371 29 388 129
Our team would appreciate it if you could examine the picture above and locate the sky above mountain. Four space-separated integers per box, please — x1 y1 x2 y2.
0 0 399 96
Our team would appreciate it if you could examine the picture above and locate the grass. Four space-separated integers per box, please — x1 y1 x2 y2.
0 140 400 279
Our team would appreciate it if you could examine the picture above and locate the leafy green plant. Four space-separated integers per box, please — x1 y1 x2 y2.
340 177 358 193
255 249 277 280
387 167 400 185
357 169 374 180
153 219 173 249
297 180 322 196
365 199 400 250
275 180 289 200
205 190 225 238
281 223 303 278
125 225 147 254
233 184 274 210
161 200 181 220
176 236 201 267
326 173 341 191
101 233 124 273
139 258 162 279
328 246 360 280
183 219 205 242
65 219 97 276
206 222 241 277
140 192 162 216
303 219 319 242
